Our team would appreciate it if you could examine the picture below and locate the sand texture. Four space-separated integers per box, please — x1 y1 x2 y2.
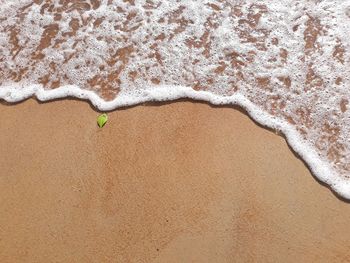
1 99 350 262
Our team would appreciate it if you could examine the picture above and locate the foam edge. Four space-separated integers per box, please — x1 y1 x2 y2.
1 83 349 199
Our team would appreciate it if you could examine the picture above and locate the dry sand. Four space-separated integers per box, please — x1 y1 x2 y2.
1 99 350 262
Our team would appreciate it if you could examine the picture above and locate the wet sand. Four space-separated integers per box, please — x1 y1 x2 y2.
1 99 350 262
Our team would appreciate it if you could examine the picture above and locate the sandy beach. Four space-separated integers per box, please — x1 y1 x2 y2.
1 99 350 262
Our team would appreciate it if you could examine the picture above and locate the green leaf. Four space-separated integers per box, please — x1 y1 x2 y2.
97 113 108 128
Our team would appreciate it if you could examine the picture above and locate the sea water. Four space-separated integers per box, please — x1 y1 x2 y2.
0 0 349 198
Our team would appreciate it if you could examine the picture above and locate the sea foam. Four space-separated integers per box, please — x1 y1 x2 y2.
1 0 349 198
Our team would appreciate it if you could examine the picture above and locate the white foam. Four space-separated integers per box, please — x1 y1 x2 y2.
1 0 350 198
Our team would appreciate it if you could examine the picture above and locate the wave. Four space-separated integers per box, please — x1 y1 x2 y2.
1 0 350 198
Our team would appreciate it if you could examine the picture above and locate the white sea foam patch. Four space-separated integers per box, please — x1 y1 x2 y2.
1 0 350 198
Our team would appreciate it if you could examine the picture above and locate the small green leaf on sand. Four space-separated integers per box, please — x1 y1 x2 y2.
97 113 108 128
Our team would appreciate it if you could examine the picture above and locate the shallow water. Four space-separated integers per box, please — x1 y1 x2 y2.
0 0 349 197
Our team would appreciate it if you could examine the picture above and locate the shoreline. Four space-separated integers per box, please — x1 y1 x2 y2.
1 96 348 202
1 85 346 199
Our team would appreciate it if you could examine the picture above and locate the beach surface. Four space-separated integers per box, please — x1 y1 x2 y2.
1 99 350 262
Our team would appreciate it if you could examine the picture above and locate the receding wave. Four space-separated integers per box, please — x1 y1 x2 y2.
1 0 349 198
